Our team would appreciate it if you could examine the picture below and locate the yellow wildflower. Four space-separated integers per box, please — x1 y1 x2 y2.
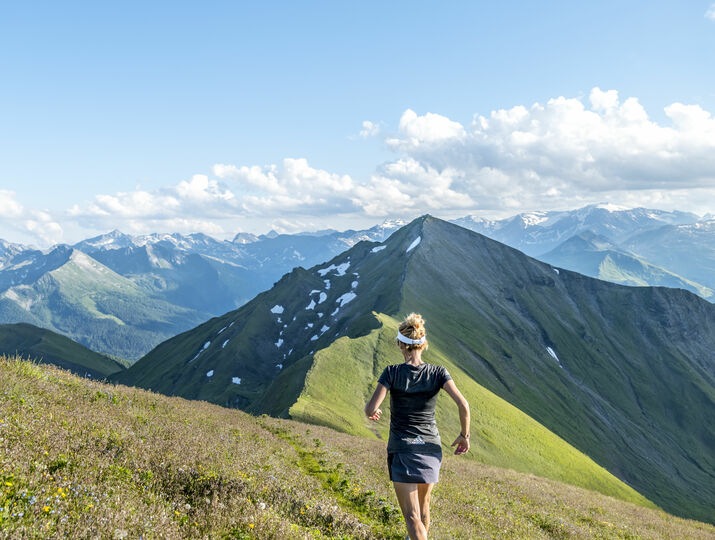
249 523 254 528
43 506 50 512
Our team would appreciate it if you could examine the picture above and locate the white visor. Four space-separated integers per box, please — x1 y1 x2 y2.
396 332 426 345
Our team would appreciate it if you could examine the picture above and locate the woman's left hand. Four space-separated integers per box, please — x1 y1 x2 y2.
368 408 382 421
451 435 470 455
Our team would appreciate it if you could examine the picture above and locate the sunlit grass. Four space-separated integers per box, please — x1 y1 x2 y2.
1 354 713 538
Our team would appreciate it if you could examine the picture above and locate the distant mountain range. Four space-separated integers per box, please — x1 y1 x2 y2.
0 245 206 360
452 203 700 256
453 203 714 297
0 204 712 360
0 221 406 359
113 215 715 524
539 231 713 299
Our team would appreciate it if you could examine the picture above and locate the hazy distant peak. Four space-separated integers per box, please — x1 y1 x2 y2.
232 232 259 244
260 230 280 240
76 229 135 251
592 202 633 212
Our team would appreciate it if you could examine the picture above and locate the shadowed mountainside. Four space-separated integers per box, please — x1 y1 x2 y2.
114 215 715 523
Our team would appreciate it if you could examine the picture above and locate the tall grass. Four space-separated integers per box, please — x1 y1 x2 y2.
1 355 713 539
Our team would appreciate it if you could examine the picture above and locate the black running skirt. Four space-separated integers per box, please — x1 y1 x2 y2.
387 451 442 484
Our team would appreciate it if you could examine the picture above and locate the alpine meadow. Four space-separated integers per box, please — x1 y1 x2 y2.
3 3 715 538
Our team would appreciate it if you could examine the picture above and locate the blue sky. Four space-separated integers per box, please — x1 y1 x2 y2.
1 1 715 245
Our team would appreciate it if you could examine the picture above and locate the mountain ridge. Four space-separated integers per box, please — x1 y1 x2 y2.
115 214 715 523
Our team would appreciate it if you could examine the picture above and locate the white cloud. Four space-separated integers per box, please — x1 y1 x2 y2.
0 190 63 246
706 3 715 20
380 88 715 215
11 87 715 245
68 174 236 223
0 190 24 219
387 109 465 148
359 120 380 138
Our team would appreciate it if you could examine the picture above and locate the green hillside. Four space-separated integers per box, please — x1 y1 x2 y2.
115 215 715 523
3 356 714 539
0 322 125 378
0 249 206 360
289 313 653 506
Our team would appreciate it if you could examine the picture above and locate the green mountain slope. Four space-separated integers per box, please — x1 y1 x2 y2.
115 215 715 523
0 249 206 360
288 313 652 506
5 356 715 539
0 323 125 378
539 231 713 299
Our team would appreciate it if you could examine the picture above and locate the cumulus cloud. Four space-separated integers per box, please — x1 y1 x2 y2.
37 87 715 243
359 120 381 138
380 88 715 214
0 190 63 246
69 174 236 225
387 109 465 148
706 3 715 20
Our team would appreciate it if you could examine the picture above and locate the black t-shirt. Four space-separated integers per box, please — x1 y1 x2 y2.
377 362 452 453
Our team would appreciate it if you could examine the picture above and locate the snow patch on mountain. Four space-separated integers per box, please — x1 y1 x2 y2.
596 203 632 212
406 237 421 252
546 347 563 368
521 213 549 227
270 304 284 314
371 245 386 253
336 292 356 307
318 261 350 276
2 288 33 311
190 341 211 362
232 377 241 384
206 370 214 377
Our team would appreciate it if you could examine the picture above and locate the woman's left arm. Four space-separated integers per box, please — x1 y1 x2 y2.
364 383 388 421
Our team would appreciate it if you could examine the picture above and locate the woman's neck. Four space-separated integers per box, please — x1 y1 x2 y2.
402 349 423 365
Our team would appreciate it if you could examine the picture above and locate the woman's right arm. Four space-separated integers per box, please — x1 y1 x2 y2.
442 379 470 455
365 382 388 421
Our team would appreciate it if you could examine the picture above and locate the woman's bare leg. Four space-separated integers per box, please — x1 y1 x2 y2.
417 483 435 534
393 482 428 540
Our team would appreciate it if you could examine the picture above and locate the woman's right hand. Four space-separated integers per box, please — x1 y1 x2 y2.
368 408 382 421
451 434 470 455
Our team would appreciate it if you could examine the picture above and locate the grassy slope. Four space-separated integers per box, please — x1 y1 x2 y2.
289 313 653 509
399 217 715 523
2 356 713 540
0 322 125 378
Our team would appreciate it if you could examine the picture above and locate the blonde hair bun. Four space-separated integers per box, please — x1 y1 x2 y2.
398 312 428 350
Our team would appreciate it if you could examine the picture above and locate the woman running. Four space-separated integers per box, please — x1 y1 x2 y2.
364 313 470 540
